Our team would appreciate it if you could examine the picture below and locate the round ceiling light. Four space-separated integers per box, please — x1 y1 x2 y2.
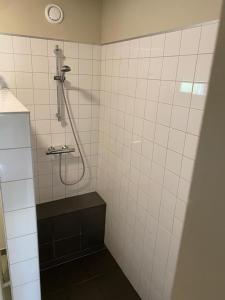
45 4 64 24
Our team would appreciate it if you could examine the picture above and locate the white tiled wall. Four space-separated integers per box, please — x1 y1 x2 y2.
97 21 219 300
0 112 41 300
0 35 101 203
0 20 219 300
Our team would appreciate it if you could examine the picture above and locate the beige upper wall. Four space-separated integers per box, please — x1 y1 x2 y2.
0 0 102 44
0 0 222 44
172 2 225 299
101 0 222 43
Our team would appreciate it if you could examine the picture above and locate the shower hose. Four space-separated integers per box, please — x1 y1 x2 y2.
58 83 86 185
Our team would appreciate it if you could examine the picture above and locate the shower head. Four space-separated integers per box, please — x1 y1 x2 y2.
61 65 71 73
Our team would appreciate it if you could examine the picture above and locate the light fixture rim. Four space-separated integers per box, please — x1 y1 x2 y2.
45 4 64 24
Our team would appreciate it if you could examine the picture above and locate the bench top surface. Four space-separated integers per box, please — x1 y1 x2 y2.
37 192 106 220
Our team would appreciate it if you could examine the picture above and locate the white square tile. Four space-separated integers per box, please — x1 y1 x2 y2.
35 105 50 120
151 162 164 184
175 199 187 221
0 113 30 149
187 109 203 135
128 59 138 77
13 36 31 54
93 61 101 75
178 178 191 202
168 128 185 153
157 103 172 126
164 31 181 56
35 120 51 134
47 40 63 56
136 79 148 99
154 124 169 147
34 89 49 105
191 83 208 110
79 44 93 59
79 59 92 75
50 119 65 134
199 22 219 54
10 257 39 287
159 204 174 232
159 81 175 104
181 156 194 181
78 75 92 89
180 27 201 55
15 72 33 88
8 233 38 264
184 133 199 159
5 207 36 239
133 117 143 135
164 169 179 195
176 55 197 81
149 58 163 79
143 120 155 141
13 280 41 300
93 45 101 60
173 217 184 239
161 57 178 80
142 139 154 159
129 39 139 58
36 134 51 149
31 38 47 56
167 237 180 275
139 37 151 57
0 35 13 53
151 34 165 57
146 80 160 101
171 106 189 131
173 82 192 107
153 144 166 166
145 101 158 122
1 179 35 212
64 42 79 58
0 53 14 71
160 191 176 228
137 58 150 78
195 54 213 82
14 54 32 72
33 73 49 89
32 56 48 73
166 149 182 175
154 227 171 265
149 181 162 218
0 71 16 88
17 89 34 105
0 148 33 182
79 104 92 119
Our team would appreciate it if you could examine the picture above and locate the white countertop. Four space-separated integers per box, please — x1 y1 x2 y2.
0 89 29 114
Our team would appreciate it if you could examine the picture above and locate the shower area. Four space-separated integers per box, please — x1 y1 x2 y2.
0 0 222 299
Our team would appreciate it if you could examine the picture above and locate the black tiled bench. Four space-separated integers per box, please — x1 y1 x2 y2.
36 192 106 270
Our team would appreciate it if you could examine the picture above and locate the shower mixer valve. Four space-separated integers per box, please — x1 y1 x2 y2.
46 145 75 155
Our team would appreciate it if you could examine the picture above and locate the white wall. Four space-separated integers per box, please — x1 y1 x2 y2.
0 111 41 300
0 18 220 300
97 21 218 299
0 35 101 203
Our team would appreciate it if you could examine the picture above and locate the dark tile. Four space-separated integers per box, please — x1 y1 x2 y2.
37 192 106 220
41 250 140 300
37 192 106 269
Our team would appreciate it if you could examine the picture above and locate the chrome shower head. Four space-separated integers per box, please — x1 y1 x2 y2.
61 65 71 73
